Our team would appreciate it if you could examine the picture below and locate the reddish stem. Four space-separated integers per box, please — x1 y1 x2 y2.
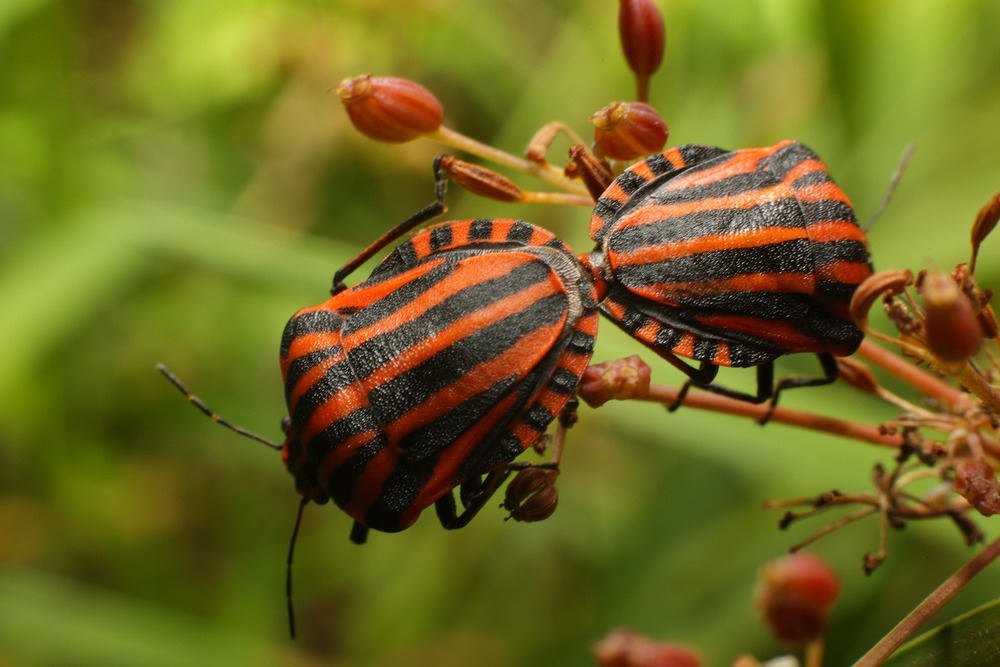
639 384 903 448
856 339 964 407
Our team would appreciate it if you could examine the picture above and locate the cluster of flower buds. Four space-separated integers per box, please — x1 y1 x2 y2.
579 356 653 408
334 0 670 204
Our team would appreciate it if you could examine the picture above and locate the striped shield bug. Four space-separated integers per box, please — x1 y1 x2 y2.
582 140 873 412
280 217 598 544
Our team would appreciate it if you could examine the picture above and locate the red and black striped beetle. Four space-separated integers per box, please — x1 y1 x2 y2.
582 140 873 409
280 218 598 544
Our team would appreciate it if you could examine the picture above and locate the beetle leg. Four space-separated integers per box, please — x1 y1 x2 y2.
331 156 449 294
762 353 841 423
666 360 720 412
434 467 513 530
349 521 370 545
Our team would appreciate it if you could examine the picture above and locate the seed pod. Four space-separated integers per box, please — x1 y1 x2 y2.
502 468 559 523
336 74 444 143
591 101 669 162
921 270 982 362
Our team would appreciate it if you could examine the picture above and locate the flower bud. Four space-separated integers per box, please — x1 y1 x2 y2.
921 270 981 362
579 355 652 408
502 467 559 523
619 0 665 101
594 629 702 667
591 101 669 162
756 553 840 645
438 155 525 202
336 74 444 143
954 457 1000 516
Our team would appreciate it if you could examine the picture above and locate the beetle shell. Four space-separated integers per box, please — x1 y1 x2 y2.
588 140 873 368
279 219 598 533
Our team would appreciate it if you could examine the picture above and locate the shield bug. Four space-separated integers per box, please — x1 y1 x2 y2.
582 140 873 411
280 218 598 544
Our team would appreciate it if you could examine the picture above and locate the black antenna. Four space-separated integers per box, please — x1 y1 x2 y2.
155 363 282 450
287 497 309 639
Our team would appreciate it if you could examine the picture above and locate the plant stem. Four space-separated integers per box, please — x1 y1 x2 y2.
856 340 965 407
639 383 904 448
853 533 1000 666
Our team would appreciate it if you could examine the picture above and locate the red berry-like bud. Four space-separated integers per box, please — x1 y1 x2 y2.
336 74 444 143
502 467 559 523
579 355 652 408
756 553 840 645
594 629 702 667
618 0 665 101
591 102 668 162
921 270 982 362
955 457 1000 516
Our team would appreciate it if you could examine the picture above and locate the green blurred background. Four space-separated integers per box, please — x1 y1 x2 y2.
2 1 999 665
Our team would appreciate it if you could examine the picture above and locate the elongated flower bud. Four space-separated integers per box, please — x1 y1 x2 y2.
591 101 668 162
336 74 443 143
619 0 665 102
438 155 525 202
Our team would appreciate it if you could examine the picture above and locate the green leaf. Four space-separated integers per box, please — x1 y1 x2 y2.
882 598 1000 667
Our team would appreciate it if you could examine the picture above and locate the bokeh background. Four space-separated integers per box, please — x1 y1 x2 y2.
2 1 999 665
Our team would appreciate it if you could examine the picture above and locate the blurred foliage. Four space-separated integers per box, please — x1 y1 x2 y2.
1 1 999 665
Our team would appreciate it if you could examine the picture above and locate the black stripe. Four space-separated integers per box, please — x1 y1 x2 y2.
371 238 420 281
343 258 455 333
506 220 535 244
606 196 805 253
676 144 730 169
759 142 814 179
360 291 569 424
615 238 815 286
616 170 650 196
325 432 389 509
671 290 813 320
566 327 596 356
280 309 342 358
645 151 674 176
468 218 495 240
429 225 453 251
792 169 833 188
799 200 858 226
810 239 871 267
289 357 362 435
284 345 342 403
549 367 581 394
347 259 558 379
